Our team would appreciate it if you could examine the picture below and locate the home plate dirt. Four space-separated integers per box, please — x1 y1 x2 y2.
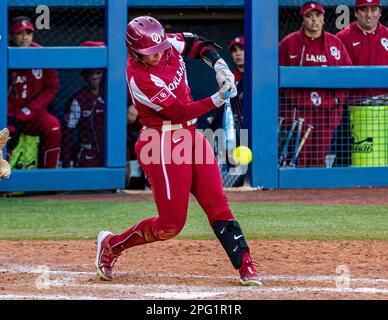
0 239 387 300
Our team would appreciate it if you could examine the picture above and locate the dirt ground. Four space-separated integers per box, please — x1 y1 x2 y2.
1 187 388 300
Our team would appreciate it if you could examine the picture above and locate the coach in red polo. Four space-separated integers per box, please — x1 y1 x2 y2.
279 2 352 168
337 0 388 97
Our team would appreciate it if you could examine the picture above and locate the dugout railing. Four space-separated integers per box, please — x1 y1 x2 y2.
1 0 387 191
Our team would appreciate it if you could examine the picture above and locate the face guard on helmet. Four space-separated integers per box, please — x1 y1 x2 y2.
126 16 171 60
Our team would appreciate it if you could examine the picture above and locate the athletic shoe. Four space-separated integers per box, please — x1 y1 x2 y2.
239 252 263 286
95 231 120 281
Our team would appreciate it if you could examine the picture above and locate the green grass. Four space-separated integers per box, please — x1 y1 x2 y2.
0 198 387 240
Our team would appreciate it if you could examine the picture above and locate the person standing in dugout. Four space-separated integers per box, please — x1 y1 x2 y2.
211 35 245 132
62 41 106 168
336 0 388 98
227 36 245 130
95 16 262 286
335 0 388 166
229 36 244 88
279 2 352 168
7 16 62 168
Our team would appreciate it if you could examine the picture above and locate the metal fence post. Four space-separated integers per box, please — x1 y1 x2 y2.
246 0 279 189
105 0 128 169
0 1 8 131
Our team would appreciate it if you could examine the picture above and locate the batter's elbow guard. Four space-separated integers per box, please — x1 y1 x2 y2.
213 220 249 269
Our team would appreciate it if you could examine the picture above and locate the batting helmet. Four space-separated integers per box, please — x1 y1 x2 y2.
126 16 171 58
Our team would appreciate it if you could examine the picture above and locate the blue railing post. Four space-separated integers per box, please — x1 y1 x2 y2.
0 1 7 131
105 0 128 169
246 0 279 189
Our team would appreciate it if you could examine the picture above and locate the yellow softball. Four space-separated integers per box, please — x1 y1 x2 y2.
232 146 252 165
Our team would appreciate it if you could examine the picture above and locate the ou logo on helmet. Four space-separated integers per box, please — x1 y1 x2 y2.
151 32 162 44
330 46 341 61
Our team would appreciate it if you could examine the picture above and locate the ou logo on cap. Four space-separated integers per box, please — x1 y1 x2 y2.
151 32 162 44
22 20 28 26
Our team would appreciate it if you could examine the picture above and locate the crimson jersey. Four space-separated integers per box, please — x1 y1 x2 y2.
8 42 59 117
126 33 218 128
279 29 352 127
232 69 243 85
279 29 352 167
62 89 105 167
337 22 388 97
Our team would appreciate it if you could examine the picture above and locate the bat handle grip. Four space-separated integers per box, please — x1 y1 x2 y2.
225 90 231 100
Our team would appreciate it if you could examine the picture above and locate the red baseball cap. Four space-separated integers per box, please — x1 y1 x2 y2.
300 2 325 16
11 19 34 34
229 36 244 50
80 41 105 47
355 0 381 7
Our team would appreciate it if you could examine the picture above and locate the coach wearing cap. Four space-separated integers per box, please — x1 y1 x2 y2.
279 2 352 168
337 0 388 98
229 36 244 86
7 16 61 169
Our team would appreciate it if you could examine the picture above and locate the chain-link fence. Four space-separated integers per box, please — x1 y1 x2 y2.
279 1 388 168
5 3 245 188
7 2 106 171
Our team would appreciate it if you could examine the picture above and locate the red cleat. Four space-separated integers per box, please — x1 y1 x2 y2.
239 252 263 286
95 231 119 281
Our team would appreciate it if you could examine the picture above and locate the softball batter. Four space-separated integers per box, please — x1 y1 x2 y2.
95 16 262 286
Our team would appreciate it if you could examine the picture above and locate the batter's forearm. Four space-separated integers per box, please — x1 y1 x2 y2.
159 97 217 123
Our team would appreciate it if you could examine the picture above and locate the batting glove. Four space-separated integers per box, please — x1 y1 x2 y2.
0 128 11 179
214 59 237 96
0 159 11 179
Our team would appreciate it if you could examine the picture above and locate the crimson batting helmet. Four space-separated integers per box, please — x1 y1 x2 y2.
126 16 171 58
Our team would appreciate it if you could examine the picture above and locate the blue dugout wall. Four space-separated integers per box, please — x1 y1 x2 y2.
248 0 388 189
0 0 128 191
0 0 387 191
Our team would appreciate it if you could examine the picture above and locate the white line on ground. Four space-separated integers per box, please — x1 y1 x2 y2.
0 294 115 300
1 263 388 284
1 262 388 299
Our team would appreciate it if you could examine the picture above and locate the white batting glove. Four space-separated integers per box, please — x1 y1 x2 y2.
214 59 237 94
